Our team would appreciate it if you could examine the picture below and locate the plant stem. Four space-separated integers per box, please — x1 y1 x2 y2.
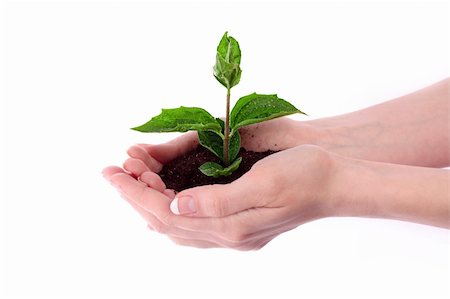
223 88 231 166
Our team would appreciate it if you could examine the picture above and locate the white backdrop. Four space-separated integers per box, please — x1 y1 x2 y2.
1 1 449 299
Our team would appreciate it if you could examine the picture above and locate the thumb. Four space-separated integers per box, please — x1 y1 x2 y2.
170 175 262 217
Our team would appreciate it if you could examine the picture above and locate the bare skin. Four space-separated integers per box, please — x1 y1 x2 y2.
103 78 450 250
303 78 450 167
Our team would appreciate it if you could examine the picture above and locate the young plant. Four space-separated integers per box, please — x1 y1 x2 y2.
132 32 306 178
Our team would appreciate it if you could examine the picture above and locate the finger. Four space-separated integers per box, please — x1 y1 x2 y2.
109 172 236 236
104 168 168 230
110 172 173 224
122 194 216 242
120 193 160 226
106 168 227 243
122 184 282 249
123 158 150 178
120 192 220 243
140 171 166 193
112 171 291 249
121 194 198 238
163 189 176 199
167 236 219 249
127 145 162 173
165 202 298 248
169 174 266 217
102 166 125 180
138 131 198 164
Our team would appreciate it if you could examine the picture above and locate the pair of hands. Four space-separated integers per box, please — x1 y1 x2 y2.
103 118 337 250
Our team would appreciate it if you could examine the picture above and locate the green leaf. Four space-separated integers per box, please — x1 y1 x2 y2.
213 32 242 89
230 93 306 134
131 107 222 134
217 32 241 65
198 118 240 162
199 157 242 178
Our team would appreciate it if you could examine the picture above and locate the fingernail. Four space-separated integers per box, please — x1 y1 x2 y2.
170 195 196 215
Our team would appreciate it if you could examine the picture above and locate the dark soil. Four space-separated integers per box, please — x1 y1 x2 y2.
159 146 277 192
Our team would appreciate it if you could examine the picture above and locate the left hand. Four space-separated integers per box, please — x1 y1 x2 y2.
103 144 339 250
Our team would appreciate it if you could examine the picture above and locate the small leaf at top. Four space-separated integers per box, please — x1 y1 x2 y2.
198 118 240 162
131 107 221 134
217 32 241 65
213 32 242 89
230 93 306 135
199 157 242 178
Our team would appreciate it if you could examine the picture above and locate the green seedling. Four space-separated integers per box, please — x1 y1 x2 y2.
132 32 306 177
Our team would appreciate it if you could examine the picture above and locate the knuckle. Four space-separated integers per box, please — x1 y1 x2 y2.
248 158 266 174
245 162 280 200
122 158 134 170
207 193 229 217
211 200 226 217
246 161 272 187
126 146 138 158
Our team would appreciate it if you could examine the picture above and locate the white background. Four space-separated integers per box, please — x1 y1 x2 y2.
1 1 449 299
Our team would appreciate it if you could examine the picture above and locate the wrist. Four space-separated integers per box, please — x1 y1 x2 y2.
288 146 345 220
321 153 375 218
292 115 381 162
326 155 450 227
287 122 317 149
290 117 344 149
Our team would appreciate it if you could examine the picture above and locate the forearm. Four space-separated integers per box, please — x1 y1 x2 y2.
299 78 449 167
328 155 450 228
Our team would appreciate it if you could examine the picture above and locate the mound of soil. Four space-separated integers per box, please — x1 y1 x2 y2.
159 146 276 192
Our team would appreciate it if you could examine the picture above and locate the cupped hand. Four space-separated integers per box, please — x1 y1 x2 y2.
103 119 338 250
121 116 312 177
113 117 308 197
165 144 337 249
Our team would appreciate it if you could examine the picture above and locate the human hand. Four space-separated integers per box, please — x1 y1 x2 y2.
103 142 338 250
116 117 311 196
